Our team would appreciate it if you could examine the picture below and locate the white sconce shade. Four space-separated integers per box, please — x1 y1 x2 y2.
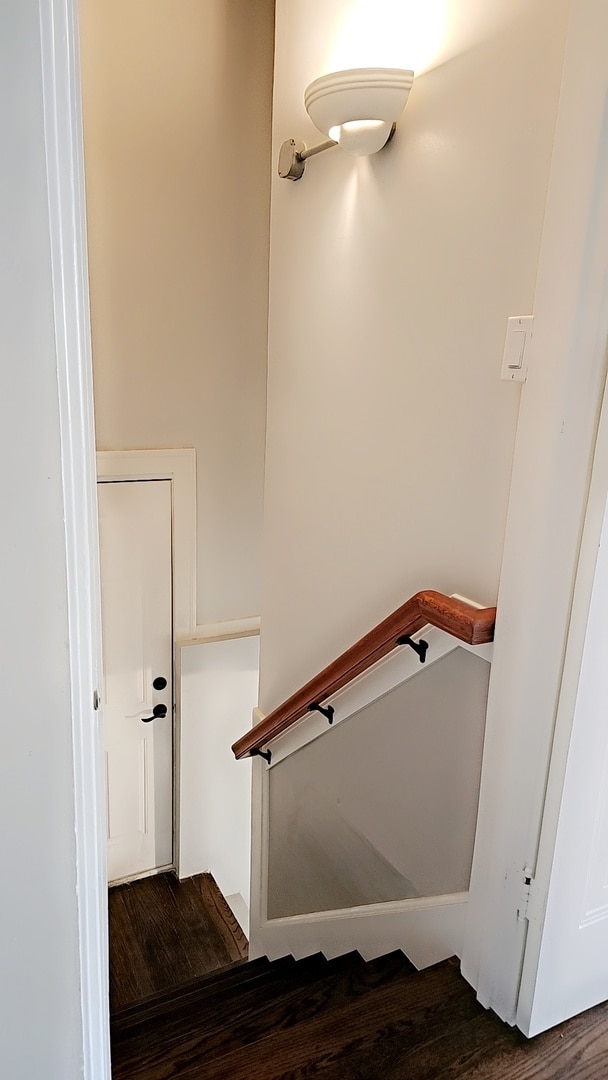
305 68 414 156
328 119 393 157
278 66 414 181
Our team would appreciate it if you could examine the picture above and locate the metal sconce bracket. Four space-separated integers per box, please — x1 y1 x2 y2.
278 137 338 181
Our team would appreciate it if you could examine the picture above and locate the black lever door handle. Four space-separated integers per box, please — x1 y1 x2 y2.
141 703 168 723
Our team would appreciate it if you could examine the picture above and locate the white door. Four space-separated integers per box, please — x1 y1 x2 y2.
516 380 608 1036
98 479 173 883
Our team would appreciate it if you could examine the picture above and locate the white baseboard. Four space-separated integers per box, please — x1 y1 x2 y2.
225 892 250 938
185 617 261 645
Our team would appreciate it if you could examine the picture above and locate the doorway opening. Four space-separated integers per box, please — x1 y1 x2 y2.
96 448 197 879
98 477 174 885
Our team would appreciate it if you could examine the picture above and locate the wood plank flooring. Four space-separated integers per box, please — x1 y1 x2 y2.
109 872 247 1012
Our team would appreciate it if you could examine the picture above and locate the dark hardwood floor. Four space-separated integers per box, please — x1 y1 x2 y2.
109 871 248 1012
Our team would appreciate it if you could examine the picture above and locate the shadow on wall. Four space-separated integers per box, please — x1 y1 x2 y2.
267 648 490 918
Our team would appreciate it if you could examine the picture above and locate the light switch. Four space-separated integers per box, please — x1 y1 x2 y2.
507 330 526 369
501 315 534 382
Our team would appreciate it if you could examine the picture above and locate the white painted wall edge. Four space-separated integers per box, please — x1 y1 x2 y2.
173 642 185 879
225 892 250 938
176 635 258 901
40 1 110 1076
462 0 608 1025
186 617 261 645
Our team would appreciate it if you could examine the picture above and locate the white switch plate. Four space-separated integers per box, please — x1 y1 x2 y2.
501 315 534 382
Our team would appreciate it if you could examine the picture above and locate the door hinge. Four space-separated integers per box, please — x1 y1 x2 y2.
93 690 100 711
517 866 535 922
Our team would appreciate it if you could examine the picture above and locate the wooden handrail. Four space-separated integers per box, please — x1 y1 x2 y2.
232 590 496 760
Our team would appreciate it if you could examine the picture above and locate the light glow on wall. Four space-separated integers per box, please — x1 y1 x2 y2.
328 0 448 76
327 0 530 78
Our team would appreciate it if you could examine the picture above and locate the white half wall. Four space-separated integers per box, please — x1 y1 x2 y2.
178 634 259 924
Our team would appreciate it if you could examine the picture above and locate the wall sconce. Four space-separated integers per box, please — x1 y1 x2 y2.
278 67 414 182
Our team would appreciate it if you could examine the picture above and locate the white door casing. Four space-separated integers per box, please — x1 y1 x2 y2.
40 0 110 1074
462 0 608 1026
98 480 173 882
517 363 608 1036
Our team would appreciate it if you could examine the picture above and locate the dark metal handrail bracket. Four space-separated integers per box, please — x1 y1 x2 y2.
232 590 496 760
397 635 429 663
308 703 335 725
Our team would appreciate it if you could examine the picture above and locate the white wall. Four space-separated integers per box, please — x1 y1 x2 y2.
178 635 259 923
259 0 569 711
79 0 274 625
0 3 83 1075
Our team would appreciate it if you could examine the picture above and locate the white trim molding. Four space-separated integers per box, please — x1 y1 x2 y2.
40 0 110 1076
183 616 261 645
96 449 261 647
97 448 197 640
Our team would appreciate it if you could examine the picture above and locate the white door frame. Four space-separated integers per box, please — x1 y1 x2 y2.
40 0 110 1075
462 0 608 1024
47 0 608 1074
517 368 608 1035
97 449 197 641
98 476 176 883
97 450 196 878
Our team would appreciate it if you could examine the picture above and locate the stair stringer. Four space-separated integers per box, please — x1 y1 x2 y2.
249 890 468 969
249 621 493 971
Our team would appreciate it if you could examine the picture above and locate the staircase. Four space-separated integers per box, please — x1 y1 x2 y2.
111 950 500 1079
238 591 496 970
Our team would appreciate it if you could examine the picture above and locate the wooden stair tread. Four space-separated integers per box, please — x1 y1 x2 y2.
111 955 267 1027
112 951 354 1042
175 957 474 1080
113 946 416 1035
109 872 248 1012
113 947 409 1034
111 948 608 1079
111 950 381 1063
111 951 435 1080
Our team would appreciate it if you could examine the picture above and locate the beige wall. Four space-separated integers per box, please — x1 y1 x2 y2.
80 0 274 625
259 0 569 711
